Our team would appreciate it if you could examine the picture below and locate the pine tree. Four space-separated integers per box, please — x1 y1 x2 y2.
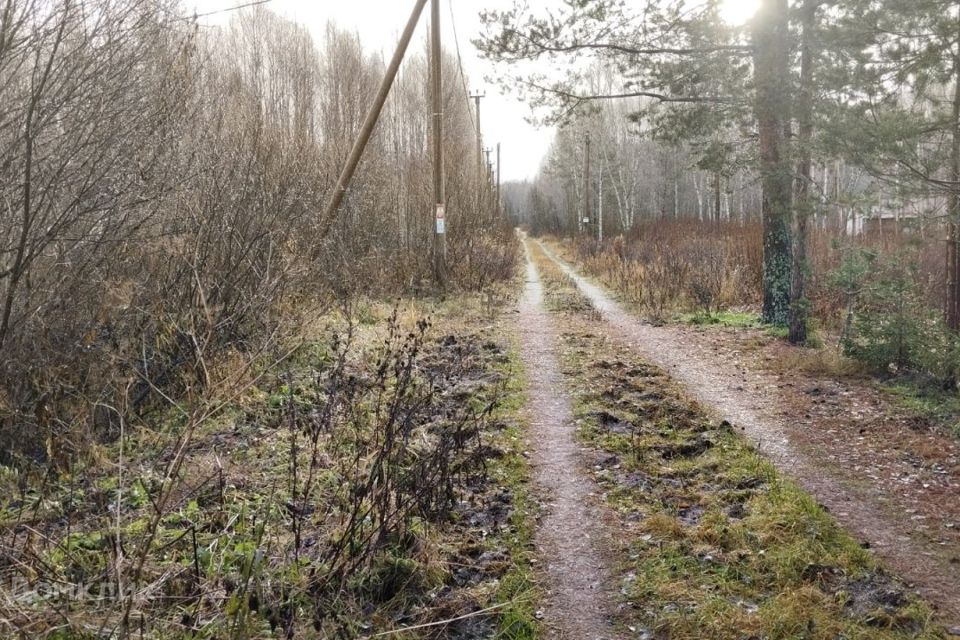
476 0 796 324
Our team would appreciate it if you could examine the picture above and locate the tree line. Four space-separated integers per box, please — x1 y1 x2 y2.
0 0 513 465
481 0 960 348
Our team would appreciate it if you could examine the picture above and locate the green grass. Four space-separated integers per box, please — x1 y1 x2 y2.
681 310 762 328
681 310 825 348
887 380 960 438
561 332 943 639
489 349 542 640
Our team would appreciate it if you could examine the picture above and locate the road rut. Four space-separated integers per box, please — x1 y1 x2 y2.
517 241 624 639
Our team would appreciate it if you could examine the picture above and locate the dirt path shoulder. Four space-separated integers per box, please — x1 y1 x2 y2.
537 240 960 625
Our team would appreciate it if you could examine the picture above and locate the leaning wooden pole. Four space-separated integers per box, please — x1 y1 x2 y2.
318 0 429 239
431 0 447 284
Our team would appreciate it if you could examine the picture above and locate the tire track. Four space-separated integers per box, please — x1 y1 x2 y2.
517 237 624 640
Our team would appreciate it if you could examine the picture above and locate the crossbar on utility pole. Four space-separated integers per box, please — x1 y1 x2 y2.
319 0 429 239
431 0 446 284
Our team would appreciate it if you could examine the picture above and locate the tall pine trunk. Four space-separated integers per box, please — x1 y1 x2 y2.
948 8 960 335
754 0 793 326
945 5 960 385
789 0 817 344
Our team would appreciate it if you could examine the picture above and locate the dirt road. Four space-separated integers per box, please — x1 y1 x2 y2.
535 239 960 625
516 242 624 639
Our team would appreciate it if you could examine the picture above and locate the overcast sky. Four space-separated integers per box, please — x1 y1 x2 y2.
191 0 759 182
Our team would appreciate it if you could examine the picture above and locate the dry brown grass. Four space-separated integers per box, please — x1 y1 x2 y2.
775 346 867 379
570 220 762 319
557 219 947 331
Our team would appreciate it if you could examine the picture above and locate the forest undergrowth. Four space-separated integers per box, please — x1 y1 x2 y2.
0 293 540 639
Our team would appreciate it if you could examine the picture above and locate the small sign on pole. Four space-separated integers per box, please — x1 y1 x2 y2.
436 204 446 234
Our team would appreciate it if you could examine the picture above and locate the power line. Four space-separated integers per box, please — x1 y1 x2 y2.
181 0 273 23
447 0 477 132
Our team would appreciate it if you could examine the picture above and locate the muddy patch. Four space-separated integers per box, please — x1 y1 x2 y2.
591 410 635 435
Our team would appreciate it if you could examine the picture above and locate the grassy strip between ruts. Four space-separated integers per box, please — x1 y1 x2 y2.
0 292 540 639
527 239 946 640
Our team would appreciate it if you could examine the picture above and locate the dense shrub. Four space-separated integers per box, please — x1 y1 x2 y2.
0 312 514 636
831 245 955 381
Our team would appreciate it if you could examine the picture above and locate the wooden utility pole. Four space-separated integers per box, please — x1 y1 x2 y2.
496 143 501 219
584 133 591 235
320 0 429 238
470 91 485 217
430 0 446 284
598 164 604 243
